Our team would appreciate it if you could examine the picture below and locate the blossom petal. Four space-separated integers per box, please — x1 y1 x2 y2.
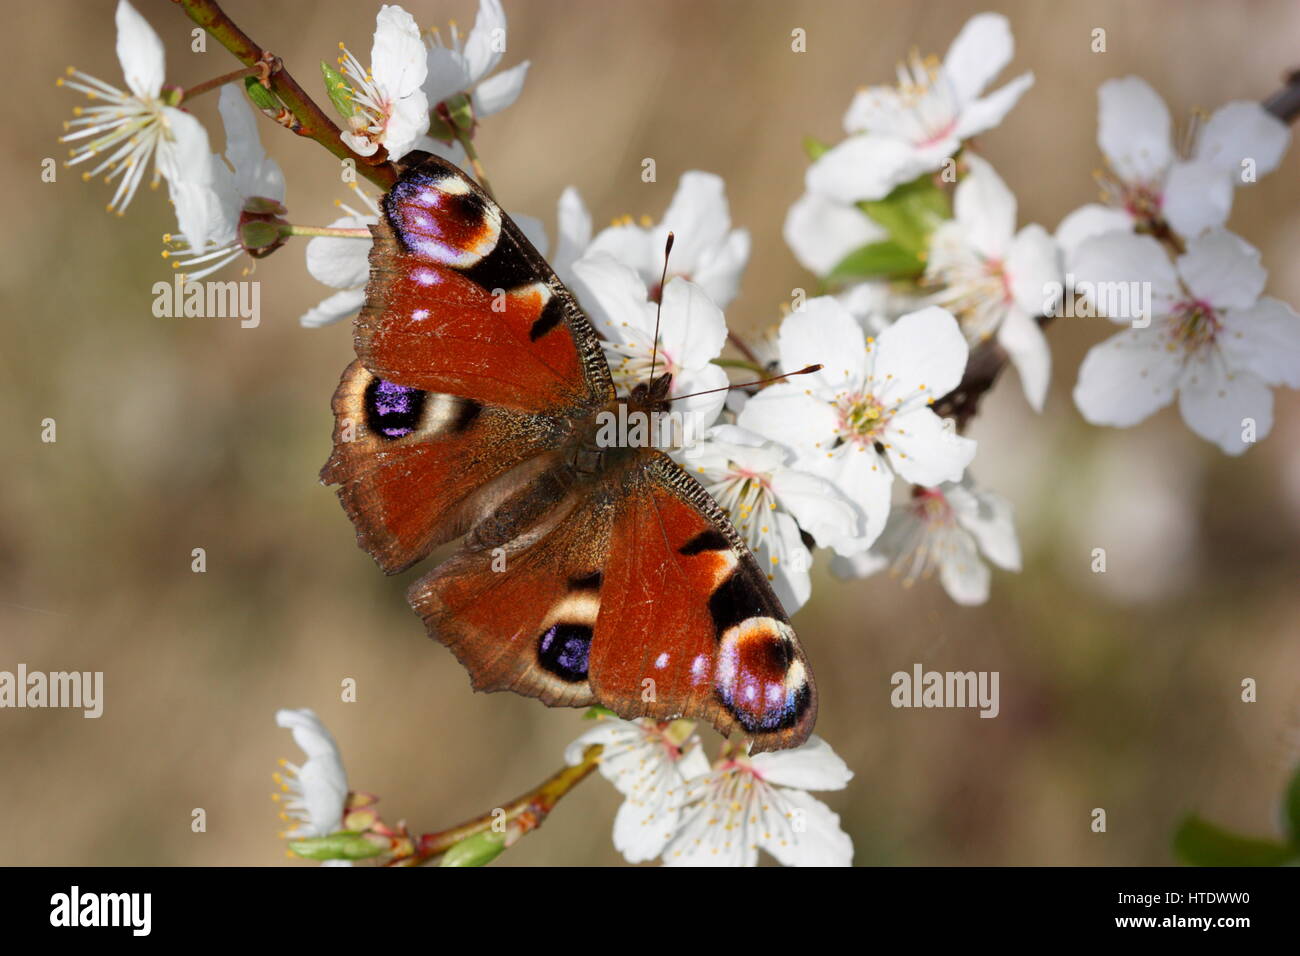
938 530 992 605
954 72 1034 140
371 4 428 98
947 478 1021 571
306 217 373 289
819 443 895 547
569 253 654 341
1097 76 1172 184
1007 223 1062 317
806 135 931 204
1176 229 1266 311
1219 297 1300 388
765 510 812 615
1055 203 1133 260
758 789 853 866
998 308 1051 411
885 407 976 487
300 288 366 328
1178 361 1273 455
737 383 839 460
749 735 853 790
424 46 472 106
219 85 285 202
953 155 1016 259
473 60 530 117
872 306 970 407
1196 101 1290 178
657 277 727 368
553 186 592 284
159 108 217 250
1070 232 1180 325
660 172 733 272
775 296 866 395
115 0 165 100
1072 327 1181 426
463 0 507 85
691 228 750 309
1162 160 1234 238
612 792 676 863
770 469 866 556
942 12 1014 104
842 84 903 135
783 191 886 277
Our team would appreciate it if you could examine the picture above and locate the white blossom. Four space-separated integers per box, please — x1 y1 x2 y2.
806 13 1033 204
337 5 430 160
423 0 530 121
1072 229 1300 454
565 716 709 864
925 155 1061 410
835 476 1020 605
58 0 215 247
663 736 854 867
738 299 975 547
1056 76 1291 254
273 708 349 840
570 255 730 436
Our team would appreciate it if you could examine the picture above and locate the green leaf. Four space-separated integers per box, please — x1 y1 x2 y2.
1172 815 1295 867
1284 765 1300 845
242 75 279 113
440 830 506 867
826 239 925 283
289 831 385 861
320 61 354 119
582 705 616 720
803 136 830 162
859 173 951 256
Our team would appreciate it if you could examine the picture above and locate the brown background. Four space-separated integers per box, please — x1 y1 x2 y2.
3 0 1299 865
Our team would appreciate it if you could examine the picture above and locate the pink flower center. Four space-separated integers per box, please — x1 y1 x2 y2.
1168 298 1222 352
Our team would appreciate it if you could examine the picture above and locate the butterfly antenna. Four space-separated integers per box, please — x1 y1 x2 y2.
649 232 674 383
668 364 823 403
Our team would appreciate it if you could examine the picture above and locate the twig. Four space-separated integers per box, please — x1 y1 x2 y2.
1264 69 1300 123
394 745 604 866
174 0 399 190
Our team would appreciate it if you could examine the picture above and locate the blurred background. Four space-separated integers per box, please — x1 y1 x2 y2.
4 0 1299 866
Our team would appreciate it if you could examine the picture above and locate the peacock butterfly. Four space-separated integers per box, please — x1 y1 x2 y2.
321 152 816 752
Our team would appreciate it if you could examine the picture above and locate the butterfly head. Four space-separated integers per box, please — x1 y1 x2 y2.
629 372 674 414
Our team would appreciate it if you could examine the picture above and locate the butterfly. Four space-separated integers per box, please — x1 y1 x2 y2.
321 151 816 752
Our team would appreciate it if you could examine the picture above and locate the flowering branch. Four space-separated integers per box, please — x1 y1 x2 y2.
933 78 1300 436
174 0 399 190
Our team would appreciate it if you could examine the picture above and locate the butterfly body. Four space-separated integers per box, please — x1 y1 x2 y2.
323 153 817 751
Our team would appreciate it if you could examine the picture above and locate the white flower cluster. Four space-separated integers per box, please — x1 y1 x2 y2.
1057 77 1298 455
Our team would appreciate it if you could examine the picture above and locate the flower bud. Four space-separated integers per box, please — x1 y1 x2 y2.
439 830 506 868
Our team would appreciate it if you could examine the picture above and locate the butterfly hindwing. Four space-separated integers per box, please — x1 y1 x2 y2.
406 469 613 709
321 359 569 573
590 454 817 753
406 450 816 753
